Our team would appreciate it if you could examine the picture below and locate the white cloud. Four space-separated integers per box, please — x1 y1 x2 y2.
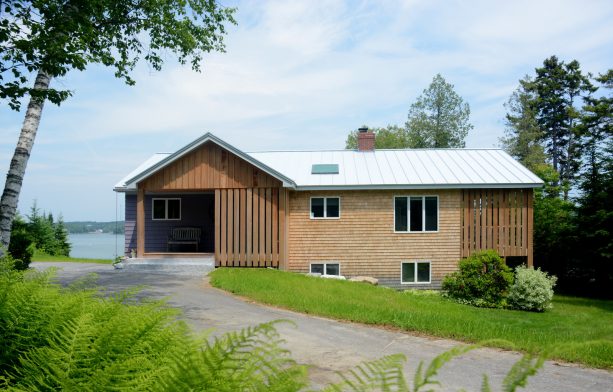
0 0 611 219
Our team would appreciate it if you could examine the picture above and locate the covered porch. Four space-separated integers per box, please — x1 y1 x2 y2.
121 136 292 268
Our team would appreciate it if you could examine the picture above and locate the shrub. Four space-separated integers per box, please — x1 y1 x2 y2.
508 265 557 312
442 250 513 308
8 216 35 270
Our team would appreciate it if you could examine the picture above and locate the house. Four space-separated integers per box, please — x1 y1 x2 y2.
114 130 542 288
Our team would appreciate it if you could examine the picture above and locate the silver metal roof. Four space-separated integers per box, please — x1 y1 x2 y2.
248 149 543 189
114 133 543 192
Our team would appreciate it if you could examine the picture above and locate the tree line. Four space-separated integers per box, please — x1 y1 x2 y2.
501 56 611 298
10 201 71 269
346 57 611 298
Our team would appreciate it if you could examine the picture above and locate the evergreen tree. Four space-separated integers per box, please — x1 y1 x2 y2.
500 77 547 171
405 74 473 148
524 56 595 199
573 70 613 296
54 215 71 257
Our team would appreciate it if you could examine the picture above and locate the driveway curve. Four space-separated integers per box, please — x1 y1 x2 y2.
32 262 612 391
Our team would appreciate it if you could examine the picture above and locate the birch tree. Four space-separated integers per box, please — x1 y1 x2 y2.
0 0 236 253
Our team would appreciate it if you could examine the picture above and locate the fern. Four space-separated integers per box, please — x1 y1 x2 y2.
322 354 408 392
0 268 546 391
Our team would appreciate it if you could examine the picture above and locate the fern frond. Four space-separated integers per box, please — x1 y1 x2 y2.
323 354 408 392
501 353 546 392
413 344 477 392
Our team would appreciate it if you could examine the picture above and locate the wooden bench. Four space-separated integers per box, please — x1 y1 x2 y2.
167 227 202 252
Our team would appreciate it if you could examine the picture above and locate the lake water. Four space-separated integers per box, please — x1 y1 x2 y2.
69 233 123 260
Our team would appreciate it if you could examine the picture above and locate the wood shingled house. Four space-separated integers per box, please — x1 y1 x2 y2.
114 130 542 288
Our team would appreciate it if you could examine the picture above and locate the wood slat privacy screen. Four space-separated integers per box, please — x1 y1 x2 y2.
214 188 286 267
461 189 533 266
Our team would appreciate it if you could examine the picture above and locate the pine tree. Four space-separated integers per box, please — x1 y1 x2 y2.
405 74 473 148
524 56 595 199
54 215 71 257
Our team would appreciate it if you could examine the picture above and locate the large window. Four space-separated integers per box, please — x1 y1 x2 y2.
310 197 340 219
310 263 340 276
152 198 181 220
394 196 438 232
401 261 431 284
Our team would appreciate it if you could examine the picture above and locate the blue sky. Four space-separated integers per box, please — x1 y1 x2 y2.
1 0 612 221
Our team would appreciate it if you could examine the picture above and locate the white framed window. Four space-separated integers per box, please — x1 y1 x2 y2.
310 197 340 219
310 262 340 276
394 196 438 232
152 198 181 220
401 261 431 284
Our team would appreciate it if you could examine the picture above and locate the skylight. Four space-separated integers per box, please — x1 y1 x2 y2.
311 164 339 175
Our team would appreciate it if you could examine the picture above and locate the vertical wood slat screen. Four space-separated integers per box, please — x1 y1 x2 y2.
215 188 283 267
461 189 533 266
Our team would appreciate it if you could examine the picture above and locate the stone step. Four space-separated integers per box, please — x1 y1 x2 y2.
117 257 215 275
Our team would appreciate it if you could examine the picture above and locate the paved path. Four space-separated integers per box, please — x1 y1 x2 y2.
32 262 612 391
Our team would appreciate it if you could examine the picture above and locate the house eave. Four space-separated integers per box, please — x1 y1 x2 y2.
294 183 544 191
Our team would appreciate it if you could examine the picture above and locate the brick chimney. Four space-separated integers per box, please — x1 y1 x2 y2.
357 127 375 151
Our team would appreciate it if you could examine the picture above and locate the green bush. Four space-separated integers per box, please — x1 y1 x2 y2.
8 216 35 270
508 265 557 312
442 250 514 308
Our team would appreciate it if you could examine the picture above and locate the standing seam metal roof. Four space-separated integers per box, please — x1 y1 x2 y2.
114 133 543 191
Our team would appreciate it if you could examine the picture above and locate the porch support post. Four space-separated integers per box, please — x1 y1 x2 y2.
278 189 288 270
136 187 145 257
527 189 534 267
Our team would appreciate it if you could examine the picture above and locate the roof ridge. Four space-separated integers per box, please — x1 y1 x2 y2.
248 148 504 153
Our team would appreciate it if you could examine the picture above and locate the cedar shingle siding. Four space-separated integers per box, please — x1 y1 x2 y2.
287 190 461 289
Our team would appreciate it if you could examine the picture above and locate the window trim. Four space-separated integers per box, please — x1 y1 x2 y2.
152 198 182 221
310 196 341 219
309 262 341 276
401 261 431 285
393 195 439 233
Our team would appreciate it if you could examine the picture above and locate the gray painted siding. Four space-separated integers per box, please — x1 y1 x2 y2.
125 194 136 256
144 193 214 252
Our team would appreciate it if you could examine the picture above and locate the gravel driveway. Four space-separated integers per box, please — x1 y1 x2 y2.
32 262 612 391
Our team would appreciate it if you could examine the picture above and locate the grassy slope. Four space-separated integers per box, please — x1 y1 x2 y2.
210 268 613 369
32 250 113 264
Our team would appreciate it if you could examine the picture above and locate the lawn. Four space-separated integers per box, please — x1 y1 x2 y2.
32 250 113 264
210 268 613 369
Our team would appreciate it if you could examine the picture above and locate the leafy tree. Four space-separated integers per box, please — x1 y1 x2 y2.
0 0 237 255
523 56 595 199
345 125 410 149
405 74 473 148
500 77 547 171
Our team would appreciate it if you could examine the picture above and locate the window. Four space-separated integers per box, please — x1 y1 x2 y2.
394 196 438 232
401 261 431 284
310 263 340 276
152 198 181 220
310 197 340 219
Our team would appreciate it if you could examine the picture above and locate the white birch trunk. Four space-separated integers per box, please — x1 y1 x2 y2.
0 71 51 255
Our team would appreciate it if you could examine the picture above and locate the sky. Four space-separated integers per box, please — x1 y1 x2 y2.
1 0 612 221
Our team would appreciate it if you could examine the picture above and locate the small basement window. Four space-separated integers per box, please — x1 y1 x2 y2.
312 164 339 174
394 196 438 232
152 198 181 220
310 263 340 276
310 197 340 219
401 261 431 284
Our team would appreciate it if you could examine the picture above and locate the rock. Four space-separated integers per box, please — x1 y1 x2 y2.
348 276 378 285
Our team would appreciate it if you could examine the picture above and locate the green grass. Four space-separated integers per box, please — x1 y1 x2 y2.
210 268 613 369
32 250 113 264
